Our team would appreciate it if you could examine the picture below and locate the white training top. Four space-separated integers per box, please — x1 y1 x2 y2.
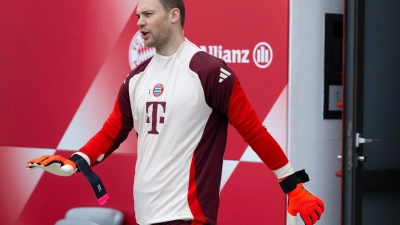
78 39 290 225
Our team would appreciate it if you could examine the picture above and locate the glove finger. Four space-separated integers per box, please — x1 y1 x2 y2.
287 205 298 216
299 204 318 225
26 163 43 169
316 199 325 212
61 164 75 173
40 155 66 167
287 209 297 217
27 155 51 164
62 159 77 170
287 198 299 216
309 209 319 223
300 214 312 225
314 205 323 220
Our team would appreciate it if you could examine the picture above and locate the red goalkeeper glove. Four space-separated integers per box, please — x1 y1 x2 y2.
280 170 325 225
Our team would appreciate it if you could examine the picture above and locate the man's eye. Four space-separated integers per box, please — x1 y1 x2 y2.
146 13 152 16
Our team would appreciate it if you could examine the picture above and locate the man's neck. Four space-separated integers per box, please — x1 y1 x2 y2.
156 33 185 56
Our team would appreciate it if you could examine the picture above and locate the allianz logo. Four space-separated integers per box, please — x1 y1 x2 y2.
199 42 273 69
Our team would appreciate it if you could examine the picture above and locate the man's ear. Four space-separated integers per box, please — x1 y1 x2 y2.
170 8 180 24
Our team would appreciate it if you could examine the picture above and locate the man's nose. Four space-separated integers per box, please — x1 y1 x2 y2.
137 17 145 27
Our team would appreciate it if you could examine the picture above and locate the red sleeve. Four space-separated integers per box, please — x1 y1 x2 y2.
227 77 288 170
189 52 287 170
77 59 150 166
78 74 135 166
78 97 132 166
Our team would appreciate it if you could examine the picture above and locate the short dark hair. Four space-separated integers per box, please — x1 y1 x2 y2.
159 0 185 27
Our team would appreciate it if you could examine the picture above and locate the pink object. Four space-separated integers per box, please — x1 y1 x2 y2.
98 194 110 205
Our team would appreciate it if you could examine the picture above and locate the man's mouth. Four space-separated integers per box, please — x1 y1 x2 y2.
141 31 149 38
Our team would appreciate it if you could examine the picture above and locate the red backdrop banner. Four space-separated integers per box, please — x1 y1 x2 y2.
0 1 289 224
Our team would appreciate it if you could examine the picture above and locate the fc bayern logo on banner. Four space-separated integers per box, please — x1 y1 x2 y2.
129 31 155 69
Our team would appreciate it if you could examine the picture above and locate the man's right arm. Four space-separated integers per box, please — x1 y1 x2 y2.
27 56 152 173
75 77 134 167
26 74 134 174
26 71 137 204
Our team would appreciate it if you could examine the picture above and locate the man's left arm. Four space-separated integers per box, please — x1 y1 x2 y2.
224 73 325 225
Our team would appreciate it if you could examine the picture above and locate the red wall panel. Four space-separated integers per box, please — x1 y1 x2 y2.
0 1 288 224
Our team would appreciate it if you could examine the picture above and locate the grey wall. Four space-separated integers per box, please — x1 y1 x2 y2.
288 0 343 225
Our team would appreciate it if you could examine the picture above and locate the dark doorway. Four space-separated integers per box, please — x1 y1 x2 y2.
342 0 400 224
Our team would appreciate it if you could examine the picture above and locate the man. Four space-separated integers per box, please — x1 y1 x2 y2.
27 0 324 224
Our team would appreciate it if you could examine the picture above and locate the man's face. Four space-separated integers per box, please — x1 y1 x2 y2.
136 0 172 48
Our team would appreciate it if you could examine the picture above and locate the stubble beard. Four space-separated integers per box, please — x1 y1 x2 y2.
144 15 173 52
148 29 172 50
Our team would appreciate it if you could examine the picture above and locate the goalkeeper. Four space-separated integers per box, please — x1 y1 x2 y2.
27 0 324 224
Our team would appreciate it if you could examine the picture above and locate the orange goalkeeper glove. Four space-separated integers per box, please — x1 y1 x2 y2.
26 154 109 205
26 155 78 176
280 170 325 225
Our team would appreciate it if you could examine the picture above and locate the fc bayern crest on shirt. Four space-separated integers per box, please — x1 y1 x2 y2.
153 83 164 97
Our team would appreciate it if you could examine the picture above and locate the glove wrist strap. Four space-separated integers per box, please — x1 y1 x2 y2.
71 155 109 205
69 154 83 172
280 169 310 193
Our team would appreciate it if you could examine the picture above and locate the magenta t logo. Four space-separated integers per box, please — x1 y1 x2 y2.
146 102 166 134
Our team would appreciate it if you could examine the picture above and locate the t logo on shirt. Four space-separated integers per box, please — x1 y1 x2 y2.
146 102 166 134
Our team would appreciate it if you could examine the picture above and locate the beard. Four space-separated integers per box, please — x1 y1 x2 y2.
145 30 172 49
143 15 173 50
